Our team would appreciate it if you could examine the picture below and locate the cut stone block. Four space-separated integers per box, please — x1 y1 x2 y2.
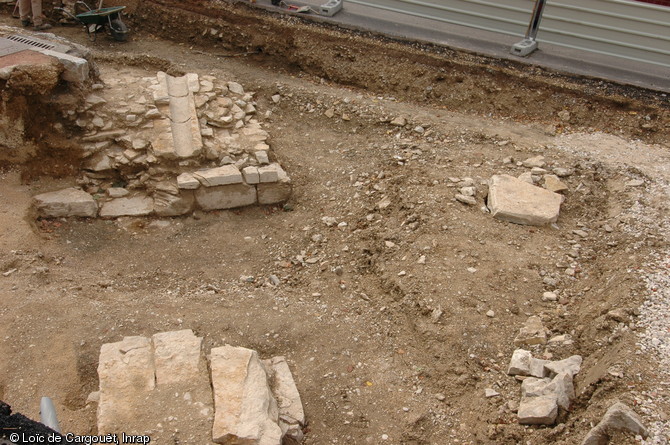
151 72 203 159
517 393 558 425
242 166 260 184
33 188 97 218
152 329 204 386
521 373 574 411
100 195 154 217
97 336 155 434
177 172 200 190
258 164 281 183
257 182 292 205
42 48 89 83
154 190 194 217
264 357 305 443
210 345 282 445
194 165 243 187
195 183 257 211
529 358 551 378
488 174 562 226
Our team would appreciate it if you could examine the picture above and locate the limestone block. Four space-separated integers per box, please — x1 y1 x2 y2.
255 151 270 165
258 164 281 183
257 182 292 205
544 355 582 377
521 373 574 411
513 316 547 347
194 165 243 187
107 188 129 198
97 336 155 434
529 358 551 378
242 166 260 184
186 73 200 93
488 175 562 226
177 172 200 190
517 393 558 425
85 152 113 171
210 345 282 445
581 402 648 445
507 349 532 376
42 48 89 83
264 357 305 443
152 329 204 385
195 184 257 211
33 188 97 218
154 190 194 217
100 195 154 217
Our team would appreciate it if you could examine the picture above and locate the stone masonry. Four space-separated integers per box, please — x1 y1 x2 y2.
32 71 292 218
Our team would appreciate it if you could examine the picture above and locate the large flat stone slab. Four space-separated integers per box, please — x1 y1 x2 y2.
33 188 97 218
100 195 154 217
194 165 243 187
153 190 194 216
97 336 156 434
210 345 282 445
195 183 256 211
487 174 562 226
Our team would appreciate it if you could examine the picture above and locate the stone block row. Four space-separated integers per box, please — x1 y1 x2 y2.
97 331 304 444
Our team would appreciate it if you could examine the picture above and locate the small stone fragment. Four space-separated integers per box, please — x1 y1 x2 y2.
514 316 547 347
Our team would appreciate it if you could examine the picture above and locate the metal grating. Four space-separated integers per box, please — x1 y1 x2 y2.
6 35 71 54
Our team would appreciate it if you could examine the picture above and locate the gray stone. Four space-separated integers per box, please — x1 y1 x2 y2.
517 393 558 425
390 116 407 126
508 349 532 376
544 174 569 193
210 345 282 445
227 82 245 95
521 373 574 411
42 49 89 83
33 188 97 218
529 358 551 378
553 167 573 177
514 316 547 347
195 184 257 211
242 166 260 184
258 164 281 183
255 151 270 165
455 194 477 205
581 402 648 445
177 172 200 190
194 165 243 187
488 175 562 226
154 190 195 216
522 155 546 168
85 152 113 171
100 195 154 217
544 355 582 377
107 187 129 198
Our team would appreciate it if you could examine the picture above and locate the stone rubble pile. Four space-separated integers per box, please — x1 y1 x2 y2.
33 72 291 218
507 348 582 425
96 330 304 444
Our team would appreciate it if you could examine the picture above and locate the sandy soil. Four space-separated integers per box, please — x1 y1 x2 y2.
0 2 669 444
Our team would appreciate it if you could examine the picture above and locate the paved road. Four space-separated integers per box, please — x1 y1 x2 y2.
253 0 670 93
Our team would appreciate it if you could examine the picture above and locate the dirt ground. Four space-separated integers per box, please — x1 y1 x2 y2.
1 1 669 444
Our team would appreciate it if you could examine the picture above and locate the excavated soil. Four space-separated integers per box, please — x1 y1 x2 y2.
1 2 669 444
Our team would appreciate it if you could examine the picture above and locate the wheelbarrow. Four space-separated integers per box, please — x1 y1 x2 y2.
55 0 129 42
